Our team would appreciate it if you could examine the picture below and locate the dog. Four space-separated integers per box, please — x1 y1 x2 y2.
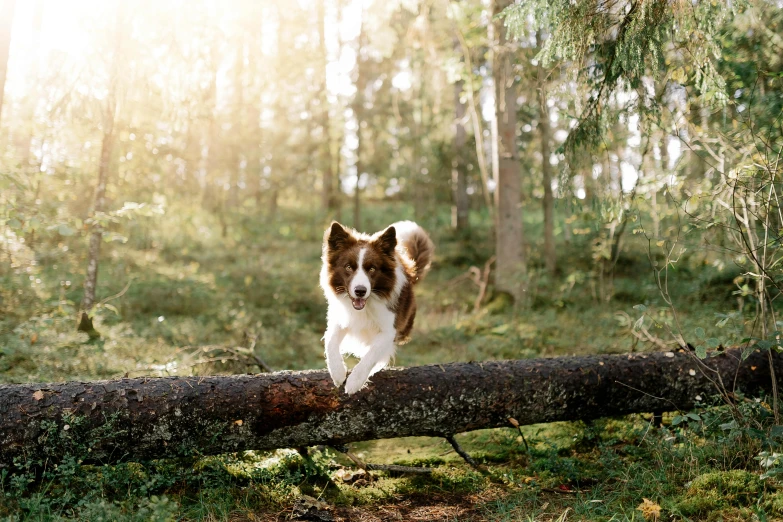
320 220 434 395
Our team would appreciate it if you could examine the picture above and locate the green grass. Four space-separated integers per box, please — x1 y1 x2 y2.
1 201 780 521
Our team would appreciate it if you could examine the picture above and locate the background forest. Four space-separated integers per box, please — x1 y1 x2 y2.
1 0 783 520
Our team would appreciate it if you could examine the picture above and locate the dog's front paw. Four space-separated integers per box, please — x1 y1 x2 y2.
343 372 369 395
329 364 347 388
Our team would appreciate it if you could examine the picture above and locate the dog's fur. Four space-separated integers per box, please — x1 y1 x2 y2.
320 220 434 394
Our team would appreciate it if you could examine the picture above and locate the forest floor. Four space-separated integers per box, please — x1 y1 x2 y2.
1 203 780 521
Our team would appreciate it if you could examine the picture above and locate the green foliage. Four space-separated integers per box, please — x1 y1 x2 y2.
503 0 743 153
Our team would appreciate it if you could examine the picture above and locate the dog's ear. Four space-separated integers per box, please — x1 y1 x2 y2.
326 222 353 251
375 226 397 256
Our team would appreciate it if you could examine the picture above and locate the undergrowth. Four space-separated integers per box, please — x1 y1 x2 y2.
2 402 782 520
2 203 782 520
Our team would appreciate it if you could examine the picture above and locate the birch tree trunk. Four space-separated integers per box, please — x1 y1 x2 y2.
491 0 525 301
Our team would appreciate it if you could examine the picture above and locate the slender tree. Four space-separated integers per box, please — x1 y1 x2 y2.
451 36 469 231
537 32 555 275
352 5 368 230
0 0 16 126
246 6 264 208
491 0 525 302
202 37 219 211
78 6 124 337
19 0 43 171
266 1 297 220
318 0 336 216
228 37 245 209
449 12 493 217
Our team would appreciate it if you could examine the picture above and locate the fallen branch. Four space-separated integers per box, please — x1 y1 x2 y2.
445 434 487 474
173 343 273 374
472 256 495 312
441 255 496 312
0 348 779 467
333 445 432 476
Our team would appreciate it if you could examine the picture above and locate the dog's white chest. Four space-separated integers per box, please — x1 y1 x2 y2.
327 297 394 357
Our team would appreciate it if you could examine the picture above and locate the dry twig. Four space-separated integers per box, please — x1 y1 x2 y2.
332 446 433 476
445 434 488 474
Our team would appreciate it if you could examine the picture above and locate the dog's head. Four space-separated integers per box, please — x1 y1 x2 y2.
323 222 397 310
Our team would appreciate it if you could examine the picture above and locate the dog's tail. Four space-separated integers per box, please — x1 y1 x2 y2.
392 221 434 283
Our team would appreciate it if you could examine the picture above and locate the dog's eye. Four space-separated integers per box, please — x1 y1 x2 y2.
345 265 353 272
368 267 375 273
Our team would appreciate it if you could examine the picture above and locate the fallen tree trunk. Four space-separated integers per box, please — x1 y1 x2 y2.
0 348 779 467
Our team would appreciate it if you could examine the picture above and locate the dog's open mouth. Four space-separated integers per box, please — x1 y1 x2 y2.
351 298 367 310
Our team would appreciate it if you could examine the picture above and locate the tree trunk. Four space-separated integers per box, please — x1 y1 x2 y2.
0 348 777 468
19 0 42 171
584 170 595 203
655 132 669 238
353 166 361 230
78 9 123 338
0 0 15 126
202 44 219 211
451 37 469 232
78 109 115 338
352 9 367 231
452 25 493 217
228 40 244 209
412 33 427 222
491 0 525 301
690 102 710 180
268 188 278 220
318 0 335 216
269 5 287 221
537 32 555 275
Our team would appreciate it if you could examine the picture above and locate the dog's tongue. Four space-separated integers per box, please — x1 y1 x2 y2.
351 298 366 310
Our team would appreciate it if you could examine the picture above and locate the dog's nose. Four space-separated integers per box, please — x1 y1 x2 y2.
354 286 367 297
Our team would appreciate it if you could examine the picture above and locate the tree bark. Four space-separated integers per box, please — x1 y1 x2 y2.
318 0 336 216
690 102 710 180
451 37 469 232
451 24 493 217
537 32 555 276
266 4 287 223
201 38 219 210
228 39 244 209
0 0 15 127
77 121 114 338
491 0 525 301
19 0 43 171
352 8 367 231
78 8 123 337
0 348 777 468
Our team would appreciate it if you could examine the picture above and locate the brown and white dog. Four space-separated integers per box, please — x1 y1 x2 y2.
320 220 434 394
